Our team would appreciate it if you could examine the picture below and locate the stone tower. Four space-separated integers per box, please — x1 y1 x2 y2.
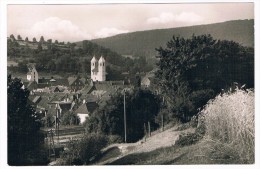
27 65 38 83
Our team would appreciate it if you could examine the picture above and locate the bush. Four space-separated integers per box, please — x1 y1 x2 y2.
108 135 123 144
175 120 206 146
201 88 254 163
61 111 80 126
42 112 54 127
59 133 108 165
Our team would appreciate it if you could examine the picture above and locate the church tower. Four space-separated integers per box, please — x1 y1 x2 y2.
98 56 106 81
91 56 98 81
27 65 38 83
90 56 106 82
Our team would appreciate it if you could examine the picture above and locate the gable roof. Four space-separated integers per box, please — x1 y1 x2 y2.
80 78 86 84
38 78 69 87
50 86 60 93
37 98 50 109
141 76 151 85
80 94 98 103
81 85 95 94
49 93 67 103
68 76 85 86
51 78 69 86
27 81 38 90
58 102 73 112
75 102 98 114
32 95 41 104
68 76 78 85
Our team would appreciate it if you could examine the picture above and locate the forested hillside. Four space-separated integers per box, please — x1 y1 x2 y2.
91 19 254 58
7 37 153 79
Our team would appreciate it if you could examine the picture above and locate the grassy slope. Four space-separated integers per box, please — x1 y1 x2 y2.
94 123 244 165
91 19 254 57
107 138 242 165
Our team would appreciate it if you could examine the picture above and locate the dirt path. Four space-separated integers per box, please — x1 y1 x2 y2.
97 126 195 165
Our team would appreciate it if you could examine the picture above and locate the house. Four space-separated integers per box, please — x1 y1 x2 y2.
50 86 61 93
38 77 69 88
141 76 151 88
75 101 99 124
68 76 85 92
50 78 69 87
141 71 155 88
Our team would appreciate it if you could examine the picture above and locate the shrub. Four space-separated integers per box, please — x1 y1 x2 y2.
61 111 80 126
201 88 254 163
42 112 55 127
108 135 123 144
175 120 206 146
59 133 108 165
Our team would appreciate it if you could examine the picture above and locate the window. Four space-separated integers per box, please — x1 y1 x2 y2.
103 63 104 66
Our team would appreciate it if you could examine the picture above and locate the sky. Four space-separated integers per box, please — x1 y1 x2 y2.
7 3 254 42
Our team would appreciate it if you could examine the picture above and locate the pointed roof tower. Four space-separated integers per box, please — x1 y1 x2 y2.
98 56 105 63
91 56 97 63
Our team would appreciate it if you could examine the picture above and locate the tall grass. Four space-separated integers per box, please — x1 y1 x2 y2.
201 88 254 163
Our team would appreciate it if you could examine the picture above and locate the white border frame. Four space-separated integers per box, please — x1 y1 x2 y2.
1 1 259 169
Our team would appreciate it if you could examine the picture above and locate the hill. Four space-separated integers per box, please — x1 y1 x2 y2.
7 38 128 78
91 19 254 58
8 36 155 77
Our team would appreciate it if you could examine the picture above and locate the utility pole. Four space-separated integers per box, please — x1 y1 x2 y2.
161 114 164 132
124 91 127 143
148 121 151 137
55 105 60 144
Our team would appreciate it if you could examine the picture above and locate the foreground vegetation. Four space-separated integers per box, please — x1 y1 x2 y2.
8 75 48 165
104 88 254 165
202 88 254 163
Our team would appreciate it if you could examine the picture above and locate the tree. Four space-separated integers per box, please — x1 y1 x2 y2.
55 40 59 44
154 34 254 122
25 37 29 42
85 89 161 142
40 36 45 43
17 35 22 40
33 37 37 43
10 34 16 41
17 60 28 72
8 75 45 165
61 111 80 125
